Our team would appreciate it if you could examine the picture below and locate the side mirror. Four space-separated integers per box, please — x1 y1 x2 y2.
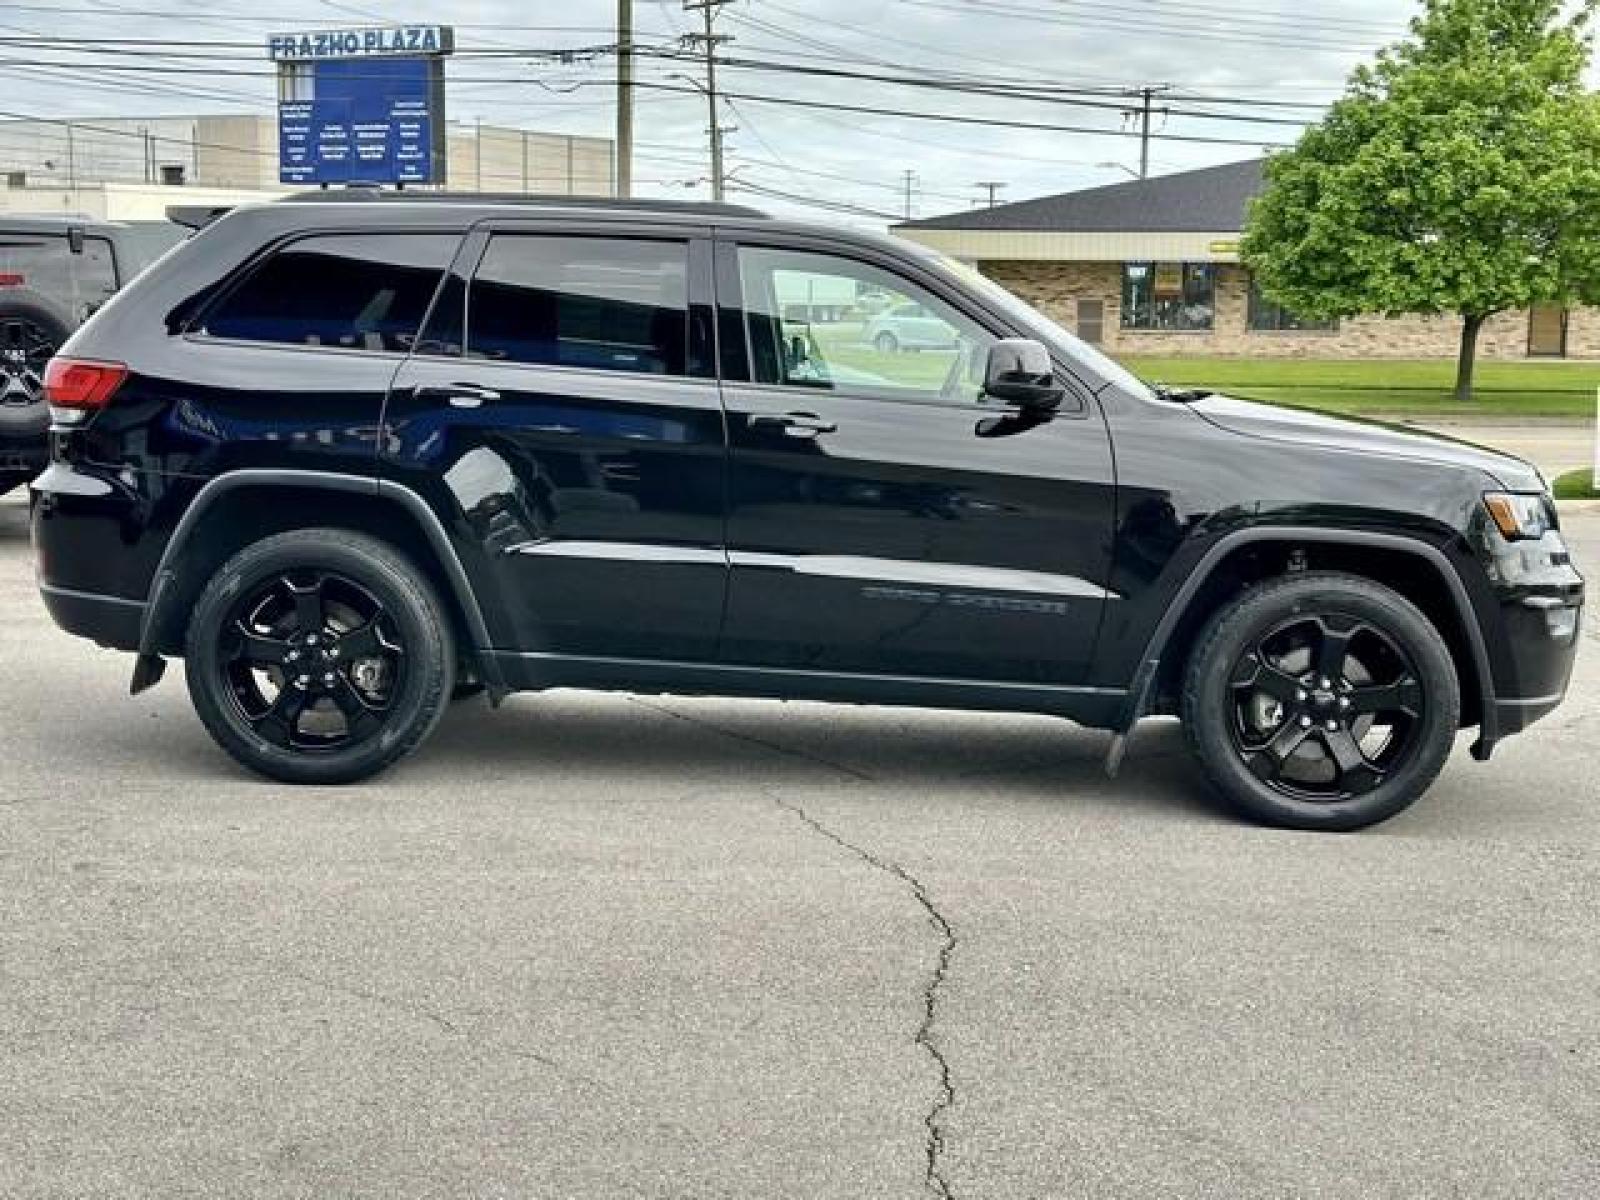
67 225 85 256
982 338 1064 410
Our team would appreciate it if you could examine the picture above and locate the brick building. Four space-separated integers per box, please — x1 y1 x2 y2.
894 159 1596 361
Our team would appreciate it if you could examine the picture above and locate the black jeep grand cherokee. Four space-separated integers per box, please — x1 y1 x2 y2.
31 193 1584 830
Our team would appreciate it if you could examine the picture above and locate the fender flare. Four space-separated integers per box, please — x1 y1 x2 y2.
133 468 506 700
1117 526 1499 760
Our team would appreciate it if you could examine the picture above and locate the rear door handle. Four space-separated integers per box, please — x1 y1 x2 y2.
748 411 837 438
413 382 501 409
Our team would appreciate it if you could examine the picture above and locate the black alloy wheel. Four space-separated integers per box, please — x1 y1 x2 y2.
1227 612 1425 803
186 529 453 784
220 570 406 753
1182 573 1460 831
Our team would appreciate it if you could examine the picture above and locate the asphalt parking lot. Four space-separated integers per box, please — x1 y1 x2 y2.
1 488 1596 1200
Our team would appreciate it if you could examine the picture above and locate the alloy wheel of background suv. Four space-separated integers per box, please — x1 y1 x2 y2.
0 304 66 492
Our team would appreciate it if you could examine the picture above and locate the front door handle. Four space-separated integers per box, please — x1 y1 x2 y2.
413 382 501 409
748 411 837 439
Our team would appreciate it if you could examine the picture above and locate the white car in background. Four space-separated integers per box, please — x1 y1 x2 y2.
862 301 960 353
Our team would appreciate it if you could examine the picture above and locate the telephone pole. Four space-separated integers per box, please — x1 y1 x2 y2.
1126 85 1171 179
616 0 633 197
975 180 1006 207
684 1 731 202
901 169 918 220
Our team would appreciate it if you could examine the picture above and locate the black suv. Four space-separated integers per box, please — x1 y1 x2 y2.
30 194 1584 830
1 214 185 494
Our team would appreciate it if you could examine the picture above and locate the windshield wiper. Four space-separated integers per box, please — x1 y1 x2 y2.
1151 382 1213 403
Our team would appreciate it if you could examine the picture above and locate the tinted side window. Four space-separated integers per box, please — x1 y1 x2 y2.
204 233 457 352
467 236 688 376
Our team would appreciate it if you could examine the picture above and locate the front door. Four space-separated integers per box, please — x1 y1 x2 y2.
717 239 1117 685
1529 305 1568 357
382 226 728 661
1078 298 1105 345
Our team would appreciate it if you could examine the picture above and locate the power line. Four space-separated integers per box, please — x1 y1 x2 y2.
615 80 1297 149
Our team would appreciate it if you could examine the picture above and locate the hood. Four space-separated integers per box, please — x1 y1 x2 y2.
1189 394 1546 493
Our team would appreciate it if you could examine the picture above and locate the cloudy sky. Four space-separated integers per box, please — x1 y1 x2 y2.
0 1 1524 225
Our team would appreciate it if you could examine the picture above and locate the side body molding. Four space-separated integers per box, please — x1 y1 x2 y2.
1111 526 1501 764
133 468 505 700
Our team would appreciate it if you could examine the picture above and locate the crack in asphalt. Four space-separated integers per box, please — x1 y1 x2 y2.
770 793 959 1200
284 969 461 1034
624 697 959 1197
626 695 877 781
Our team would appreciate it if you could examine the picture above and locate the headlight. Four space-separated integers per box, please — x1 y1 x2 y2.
1483 492 1556 541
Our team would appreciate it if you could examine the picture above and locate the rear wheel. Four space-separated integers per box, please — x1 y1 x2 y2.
184 529 453 784
0 302 69 439
1181 572 1459 831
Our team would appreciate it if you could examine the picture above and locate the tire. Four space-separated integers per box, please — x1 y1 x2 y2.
0 297 71 437
1181 572 1460 832
873 330 899 354
184 528 454 784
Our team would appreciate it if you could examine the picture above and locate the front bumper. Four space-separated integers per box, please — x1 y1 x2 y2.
1472 523 1584 754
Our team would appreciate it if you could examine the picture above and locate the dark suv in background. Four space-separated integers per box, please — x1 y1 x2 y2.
30 194 1584 830
1 214 185 493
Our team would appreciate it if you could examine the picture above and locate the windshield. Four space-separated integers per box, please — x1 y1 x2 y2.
918 250 1157 401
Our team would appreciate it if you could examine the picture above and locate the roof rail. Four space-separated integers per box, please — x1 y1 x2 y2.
277 189 768 219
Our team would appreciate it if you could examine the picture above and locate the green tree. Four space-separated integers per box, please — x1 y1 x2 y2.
1242 0 1600 401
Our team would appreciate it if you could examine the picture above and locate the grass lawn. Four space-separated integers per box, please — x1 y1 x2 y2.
1554 469 1600 500
1117 356 1600 419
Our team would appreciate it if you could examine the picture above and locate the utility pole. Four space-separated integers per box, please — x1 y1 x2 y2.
684 1 731 202
616 0 633 197
902 169 918 220
975 180 1006 207
1126 85 1170 179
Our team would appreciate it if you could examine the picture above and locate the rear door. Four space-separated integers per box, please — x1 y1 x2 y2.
716 235 1117 685
382 221 728 661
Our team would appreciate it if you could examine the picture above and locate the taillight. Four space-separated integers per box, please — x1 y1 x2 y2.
43 357 127 423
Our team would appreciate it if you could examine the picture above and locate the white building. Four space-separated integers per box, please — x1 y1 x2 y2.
0 113 616 220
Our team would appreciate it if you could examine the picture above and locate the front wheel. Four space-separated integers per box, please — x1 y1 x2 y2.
184 529 454 784
873 330 899 354
1181 572 1460 831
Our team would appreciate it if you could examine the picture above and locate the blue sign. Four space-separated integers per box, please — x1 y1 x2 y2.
277 52 446 185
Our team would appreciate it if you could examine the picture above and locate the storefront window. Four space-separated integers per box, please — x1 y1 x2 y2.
1121 262 1214 331
1247 276 1338 332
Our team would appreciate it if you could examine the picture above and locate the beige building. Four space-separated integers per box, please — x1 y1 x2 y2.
0 114 614 197
895 159 1597 361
